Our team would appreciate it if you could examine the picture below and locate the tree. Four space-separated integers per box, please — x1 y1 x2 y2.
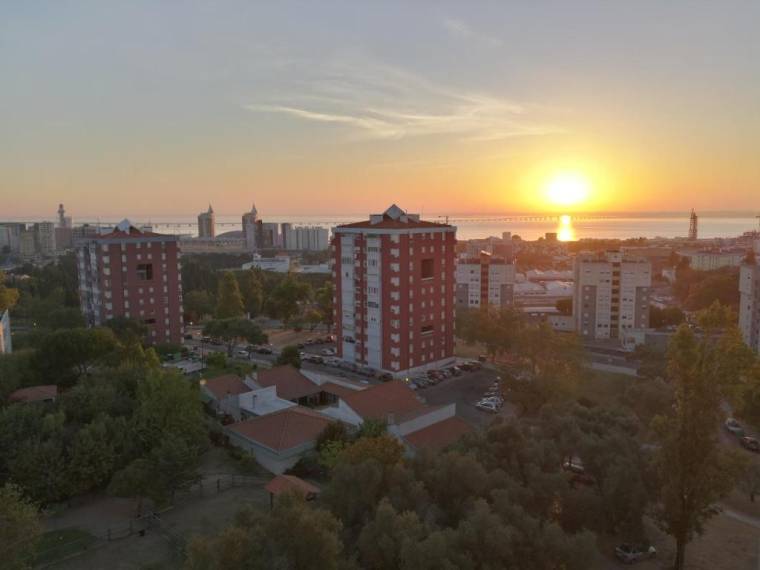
0 271 20 312
267 276 311 326
652 325 745 570
339 436 404 468
0 483 42 570
34 327 118 383
206 351 227 368
276 345 302 369
105 316 148 344
236 271 264 317
216 272 245 319
66 417 116 495
696 300 736 330
315 282 334 331
357 499 427 570
184 290 216 323
203 318 267 356
649 306 685 329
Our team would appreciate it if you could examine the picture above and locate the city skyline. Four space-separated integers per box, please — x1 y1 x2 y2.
2 2 759 217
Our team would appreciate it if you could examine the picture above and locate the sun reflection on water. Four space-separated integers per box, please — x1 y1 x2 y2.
557 214 576 241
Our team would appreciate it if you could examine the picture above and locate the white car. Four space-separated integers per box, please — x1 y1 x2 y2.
321 348 337 356
235 349 249 358
476 401 499 413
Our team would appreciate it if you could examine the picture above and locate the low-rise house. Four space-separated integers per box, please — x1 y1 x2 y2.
9 385 58 404
200 374 254 419
226 406 332 474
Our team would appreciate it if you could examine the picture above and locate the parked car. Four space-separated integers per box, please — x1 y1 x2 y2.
321 348 337 356
725 418 745 437
480 396 503 406
614 544 656 564
478 354 488 362
741 436 760 452
235 349 249 358
476 401 499 413
378 372 393 382
324 356 341 367
255 346 273 355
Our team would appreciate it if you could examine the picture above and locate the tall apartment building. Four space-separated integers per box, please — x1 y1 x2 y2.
76 220 183 345
573 251 651 340
258 222 280 249
242 204 258 251
739 241 760 352
455 251 515 309
281 224 329 251
19 229 36 259
332 204 456 377
34 222 56 255
197 204 216 238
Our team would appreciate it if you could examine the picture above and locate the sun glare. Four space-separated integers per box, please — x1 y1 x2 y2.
545 172 591 207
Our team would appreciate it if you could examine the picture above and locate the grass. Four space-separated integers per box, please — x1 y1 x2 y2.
35 528 98 566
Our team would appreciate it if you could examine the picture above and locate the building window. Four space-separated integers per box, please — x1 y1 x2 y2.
421 325 434 335
421 258 434 279
137 263 153 280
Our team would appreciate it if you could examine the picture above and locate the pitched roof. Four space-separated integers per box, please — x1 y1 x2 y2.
8 385 58 403
341 380 425 421
336 204 451 231
403 416 474 451
319 382 360 400
202 374 250 400
227 407 331 452
265 474 320 497
256 365 321 401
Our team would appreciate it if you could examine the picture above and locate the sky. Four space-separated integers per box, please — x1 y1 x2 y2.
1 1 759 218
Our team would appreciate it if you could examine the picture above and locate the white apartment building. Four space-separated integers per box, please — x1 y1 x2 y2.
282 224 329 251
680 249 745 271
455 251 515 309
573 251 652 340
34 222 56 255
739 241 760 352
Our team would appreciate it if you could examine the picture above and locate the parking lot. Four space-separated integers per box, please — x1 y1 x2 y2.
420 365 516 428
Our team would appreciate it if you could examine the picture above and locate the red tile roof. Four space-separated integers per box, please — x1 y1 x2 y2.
256 366 322 401
227 407 331 452
341 380 425 421
265 474 320 497
403 416 474 451
202 374 249 400
8 385 58 403
319 382 361 400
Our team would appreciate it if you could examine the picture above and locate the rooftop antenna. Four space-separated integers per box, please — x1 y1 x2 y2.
688 208 698 241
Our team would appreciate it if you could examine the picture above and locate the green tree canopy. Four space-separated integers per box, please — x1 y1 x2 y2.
216 271 245 319
0 483 42 570
276 345 302 369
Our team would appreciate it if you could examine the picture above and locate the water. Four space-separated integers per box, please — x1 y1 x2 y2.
5 213 759 241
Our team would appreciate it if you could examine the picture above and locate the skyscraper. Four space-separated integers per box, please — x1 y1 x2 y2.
242 204 258 251
76 219 183 344
198 204 215 238
332 204 456 377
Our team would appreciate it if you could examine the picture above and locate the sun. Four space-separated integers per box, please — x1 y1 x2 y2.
545 172 591 207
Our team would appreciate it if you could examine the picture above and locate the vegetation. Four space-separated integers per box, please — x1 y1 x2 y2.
651 325 746 569
216 272 245 319
202 318 267 356
276 345 302 369
0 483 42 570
673 263 740 312
649 306 685 329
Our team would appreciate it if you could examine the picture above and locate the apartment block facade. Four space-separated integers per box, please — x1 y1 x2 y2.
76 220 183 344
197 205 215 238
455 251 515 309
573 251 651 340
739 241 760 352
332 205 456 377
281 224 329 251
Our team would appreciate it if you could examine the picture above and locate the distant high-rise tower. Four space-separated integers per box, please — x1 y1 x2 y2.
57 203 72 228
198 204 216 238
688 209 698 241
242 204 258 251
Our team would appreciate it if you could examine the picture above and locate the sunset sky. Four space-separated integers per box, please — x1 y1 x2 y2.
1 2 759 218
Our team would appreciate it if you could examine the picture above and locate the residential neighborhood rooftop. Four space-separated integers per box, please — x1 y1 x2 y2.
227 406 332 452
202 374 250 401
403 416 474 451
341 380 425 421
8 384 58 403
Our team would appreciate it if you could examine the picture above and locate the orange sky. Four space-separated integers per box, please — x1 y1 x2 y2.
1 2 759 218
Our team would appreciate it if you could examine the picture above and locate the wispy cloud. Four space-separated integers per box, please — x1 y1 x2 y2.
443 18 503 48
243 57 563 142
